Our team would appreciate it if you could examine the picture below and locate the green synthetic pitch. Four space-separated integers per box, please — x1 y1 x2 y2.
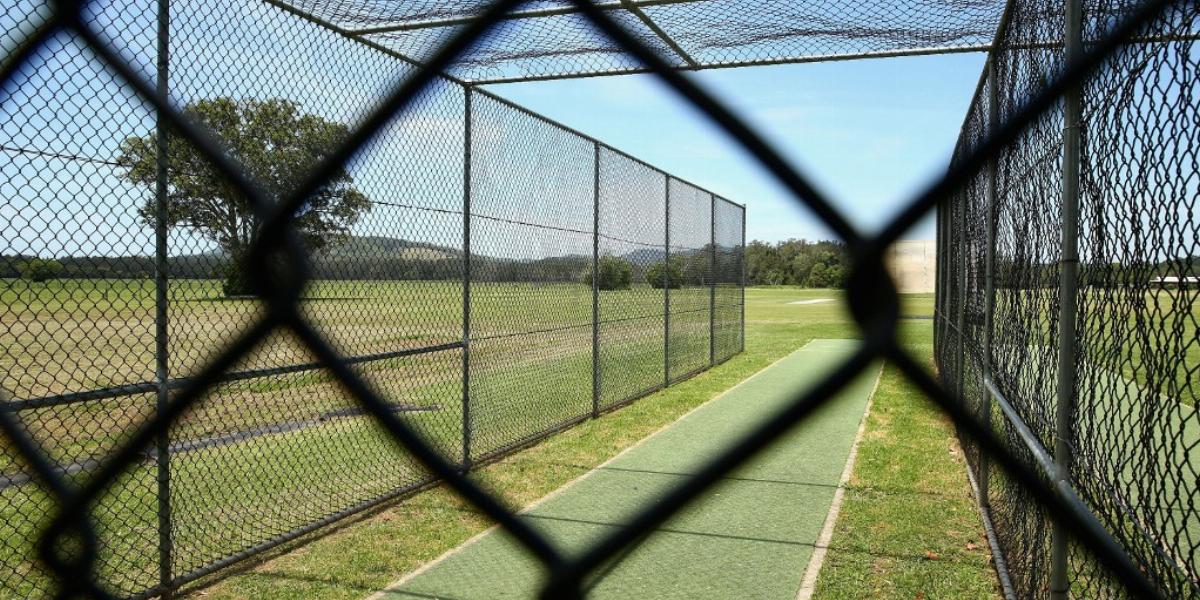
376 339 882 600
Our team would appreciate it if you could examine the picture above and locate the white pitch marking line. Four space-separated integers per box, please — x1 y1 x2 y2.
788 299 834 305
795 361 886 600
367 343 822 600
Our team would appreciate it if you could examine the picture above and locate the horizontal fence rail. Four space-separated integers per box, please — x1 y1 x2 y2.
937 0 1200 596
0 1 744 594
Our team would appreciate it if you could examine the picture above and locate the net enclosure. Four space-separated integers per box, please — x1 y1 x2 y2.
274 0 1011 83
1 0 751 594
937 0 1200 597
1 0 1198 598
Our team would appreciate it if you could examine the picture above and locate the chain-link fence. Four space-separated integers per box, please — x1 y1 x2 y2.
0 2 744 594
2 0 1195 598
938 0 1200 597
282 0 1010 84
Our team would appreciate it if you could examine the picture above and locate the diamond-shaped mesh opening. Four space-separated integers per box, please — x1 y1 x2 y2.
597 147 667 411
944 0 1200 597
666 178 712 382
2 0 1196 597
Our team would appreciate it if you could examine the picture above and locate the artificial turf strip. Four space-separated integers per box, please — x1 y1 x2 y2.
375 339 882 600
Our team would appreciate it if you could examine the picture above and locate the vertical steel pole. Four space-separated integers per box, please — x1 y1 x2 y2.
934 200 941 362
154 0 173 594
709 194 716 366
1051 0 1083 594
592 142 601 418
663 175 671 386
739 205 745 353
980 58 1000 508
955 189 967 410
461 87 473 471
931 199 940 355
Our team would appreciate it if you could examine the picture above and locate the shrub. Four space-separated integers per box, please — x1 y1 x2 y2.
221 260 256 297
647 259 683 289
581 256 633 290
17 258 64 283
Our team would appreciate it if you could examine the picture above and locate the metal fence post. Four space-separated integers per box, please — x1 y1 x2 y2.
1051 0 1084 594
592 142 601 418
664 175 671 386
980 59 999 508
700 195 710 364
739 205 745 353
934 200 942 360
461 87 473 471
933 208 938 357
154 0 173 593
955 189 967 414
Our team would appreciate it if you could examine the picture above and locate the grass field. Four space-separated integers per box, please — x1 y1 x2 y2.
0 277 737 598
0 278 735 470
158 287 997 599
988 287 1200 405
0 282 992 599
10 276 1192 598
813 361 999 599
976 286 1200 584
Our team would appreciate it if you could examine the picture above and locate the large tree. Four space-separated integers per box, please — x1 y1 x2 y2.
118 97 371 296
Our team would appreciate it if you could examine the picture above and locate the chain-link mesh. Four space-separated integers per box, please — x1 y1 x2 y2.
1 0 1193 598
940 0 1200 596
281 0 1009 83
713 197 744 363
596 147 666 411
0 2 745 594
666 177 712 382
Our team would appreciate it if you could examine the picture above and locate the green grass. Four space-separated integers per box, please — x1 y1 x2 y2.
989 287 1200 404
385 340 882 600
811 363 1000 599
0 284 991 599
167 288 986 600
789 290 999 599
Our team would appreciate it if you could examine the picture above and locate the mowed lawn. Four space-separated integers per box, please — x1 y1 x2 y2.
174 287 993 600
0 277 737 598
988 287 1200 404
0 282 1004 599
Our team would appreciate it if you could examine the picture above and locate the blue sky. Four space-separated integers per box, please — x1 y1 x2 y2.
2 0 985 258
486 52 987 243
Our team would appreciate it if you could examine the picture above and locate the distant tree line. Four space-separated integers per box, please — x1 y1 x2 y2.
1 254 220 281
0 243 732 290
991 256 1200 288
745 239 850 288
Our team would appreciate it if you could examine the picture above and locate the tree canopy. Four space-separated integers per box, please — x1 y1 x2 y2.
745 239 848 287
118 97 371 295
17 258 64 283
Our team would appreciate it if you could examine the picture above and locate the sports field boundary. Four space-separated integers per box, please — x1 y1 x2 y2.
366 344 809 600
